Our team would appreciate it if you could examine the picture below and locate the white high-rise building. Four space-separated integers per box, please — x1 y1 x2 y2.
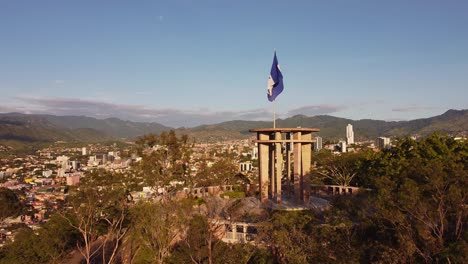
314 136 322 151
82 147 88 156
346 124 354 145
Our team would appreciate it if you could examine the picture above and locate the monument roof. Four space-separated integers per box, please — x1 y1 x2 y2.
249 127 320 133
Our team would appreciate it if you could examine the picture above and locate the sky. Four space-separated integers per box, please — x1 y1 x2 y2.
1 0 467 127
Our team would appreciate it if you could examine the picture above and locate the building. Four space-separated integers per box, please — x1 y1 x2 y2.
217 220 257 244
66 174 80 186
42 170 53 177
239 162 253 172
251 147 258 160
69 160 80 170
376 137 391 150
346 124 354 145
82 147 88 156
339 140 347 153
56 155 69 169
313 136 322 151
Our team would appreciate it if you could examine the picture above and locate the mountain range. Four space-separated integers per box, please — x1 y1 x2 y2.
0 109 466 145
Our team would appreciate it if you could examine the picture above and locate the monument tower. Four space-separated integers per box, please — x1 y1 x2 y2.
257 51 320 205
250 127 319 204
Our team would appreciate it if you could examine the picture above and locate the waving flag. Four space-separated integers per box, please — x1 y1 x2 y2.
267 51 284 102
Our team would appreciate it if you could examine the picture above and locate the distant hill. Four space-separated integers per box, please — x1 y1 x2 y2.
0 114 114 143
0 113 171 144
185 109 468 142
384 109 468 137
0 109 466 145
40 114 172 139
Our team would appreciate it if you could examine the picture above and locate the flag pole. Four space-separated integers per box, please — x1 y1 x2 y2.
273 48 276 129
273 100 276 128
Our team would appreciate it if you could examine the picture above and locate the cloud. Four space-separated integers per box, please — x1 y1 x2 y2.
54 80 65 84
0 106 14 112
12 96 273 127
392 105 437 112
385 118 408 122
286 104 347 116
6 97 351 127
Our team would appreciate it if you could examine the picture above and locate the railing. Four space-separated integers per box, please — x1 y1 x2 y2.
310 184 371 196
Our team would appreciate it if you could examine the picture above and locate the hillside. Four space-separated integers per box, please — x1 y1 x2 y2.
385 109 468 137
40 115 172 139
0 109 466 145
0 113 171 144
187 109 468 141
0 114 109 143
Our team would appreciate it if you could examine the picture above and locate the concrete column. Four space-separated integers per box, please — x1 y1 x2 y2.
258 132 270 202
275 131 283 203
269 134 275 200
232 224 237 241
301 132 312 203
286 133 291 197
293 131 302 202
243 224 247 242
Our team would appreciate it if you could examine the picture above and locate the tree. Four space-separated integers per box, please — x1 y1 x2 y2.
312 194 369 263
36 213 81 264
209 156 239 186
167 214 258 264
257 211 316 263
252 133 467 263
168 215 210 264
195 156 239 187
0 188 23 221
0 216 79 264
314 152 366 187
0 228 44 264
63 170 129 264
124 198 193 264
362 133 468 262
134 131 191 190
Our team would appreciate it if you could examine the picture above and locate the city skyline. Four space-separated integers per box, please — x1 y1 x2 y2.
1 1 467 127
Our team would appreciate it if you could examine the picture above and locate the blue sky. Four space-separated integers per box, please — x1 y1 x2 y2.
1 0 467 127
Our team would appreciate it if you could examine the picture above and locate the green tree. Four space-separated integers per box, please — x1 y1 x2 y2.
36 213 81 263
314 152 368 187
167 215 258 264
258 211 316 263
167 214 210 264
124 198 193 264
0 228 44 264
63 170 129 264
134 131 191 190
0 216 79 264
362 133 468 262
0 188 23 221
195 157 239 187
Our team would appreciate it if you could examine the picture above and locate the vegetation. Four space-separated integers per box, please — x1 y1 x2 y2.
185 109 468 141
195 156 240 187
0 214 80 264
1 109 467 146
0 132 466 263
62 170 130 264
222 191 246 199
314 151 364 186
0 188 24 221
257 133 467 263
134 131 191 189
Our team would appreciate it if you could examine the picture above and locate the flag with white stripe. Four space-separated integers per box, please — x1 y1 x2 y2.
267 51 284 102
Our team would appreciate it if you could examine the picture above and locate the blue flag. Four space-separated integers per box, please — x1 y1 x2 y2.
267 51 284 102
